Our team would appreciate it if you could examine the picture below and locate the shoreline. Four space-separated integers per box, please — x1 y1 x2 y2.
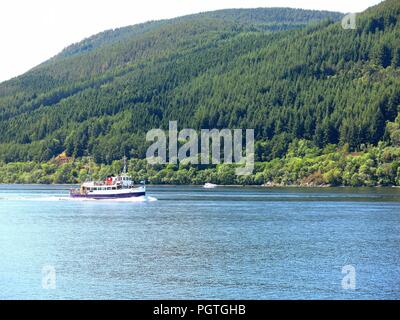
0 183 399 188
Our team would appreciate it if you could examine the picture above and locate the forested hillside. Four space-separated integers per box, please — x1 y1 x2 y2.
0 7 344 162
0 1 400 186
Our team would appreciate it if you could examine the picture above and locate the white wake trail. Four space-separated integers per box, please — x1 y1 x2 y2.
0 195 158 203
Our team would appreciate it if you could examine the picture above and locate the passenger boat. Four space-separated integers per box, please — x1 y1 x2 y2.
203 183 217 189
69 158 145 199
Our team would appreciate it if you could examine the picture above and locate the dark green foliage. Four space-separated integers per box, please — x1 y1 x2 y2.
387 115 400 146
375 44 392 67
1 139 400 186
392 47 400 67
0 2 399 165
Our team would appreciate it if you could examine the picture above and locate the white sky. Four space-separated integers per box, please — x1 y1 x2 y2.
0 0 383 83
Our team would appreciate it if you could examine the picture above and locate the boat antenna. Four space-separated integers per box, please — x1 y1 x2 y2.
87 156 93 182
123 155 127 175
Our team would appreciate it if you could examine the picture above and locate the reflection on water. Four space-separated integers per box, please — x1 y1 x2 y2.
0 185 399 299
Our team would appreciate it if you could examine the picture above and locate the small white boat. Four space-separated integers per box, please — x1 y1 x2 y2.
203 183 217 189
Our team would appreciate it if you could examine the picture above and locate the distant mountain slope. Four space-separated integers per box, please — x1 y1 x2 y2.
1 8 342 96
56 8 343 60
0 3 399 164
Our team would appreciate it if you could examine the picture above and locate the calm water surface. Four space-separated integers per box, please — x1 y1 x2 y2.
0 185 399 299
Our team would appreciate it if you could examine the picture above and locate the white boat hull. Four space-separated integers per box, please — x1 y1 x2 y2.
70 186 145 199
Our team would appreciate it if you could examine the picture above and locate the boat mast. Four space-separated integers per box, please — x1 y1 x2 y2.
87 156 93 182
123 155 127 175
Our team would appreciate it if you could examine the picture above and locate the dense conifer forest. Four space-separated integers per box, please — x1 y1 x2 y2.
0 1 400 186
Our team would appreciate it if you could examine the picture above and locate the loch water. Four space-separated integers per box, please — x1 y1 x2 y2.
0 185 399 299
